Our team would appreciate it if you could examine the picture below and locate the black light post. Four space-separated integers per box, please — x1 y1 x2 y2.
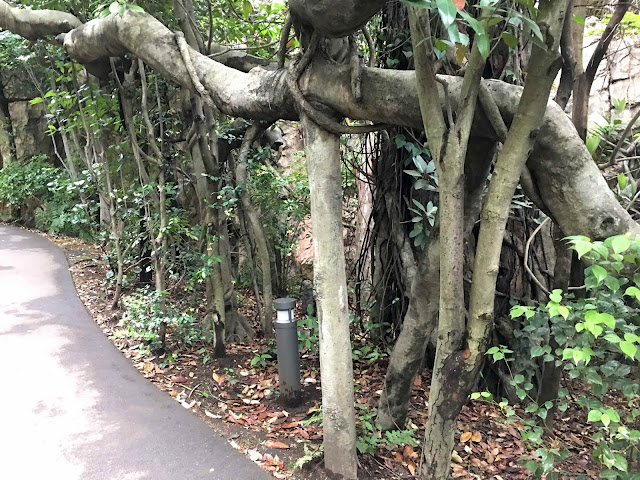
274 297 301 406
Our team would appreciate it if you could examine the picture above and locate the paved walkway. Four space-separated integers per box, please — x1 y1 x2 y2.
0 225 271 480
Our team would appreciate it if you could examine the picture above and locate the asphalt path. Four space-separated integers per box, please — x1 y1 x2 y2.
0 225 271 480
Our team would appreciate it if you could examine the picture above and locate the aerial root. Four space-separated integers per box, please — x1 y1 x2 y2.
286 31 389 135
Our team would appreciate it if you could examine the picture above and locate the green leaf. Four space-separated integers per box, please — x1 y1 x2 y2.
573 14 585 25
242 0 253 19
587 409 602 422
605 275 621 292
586 135 600 154
585 370 603 385
549 289 563 303
519 14 544 43
584 311 616 329
590 265 608 284
476 33 490 59
612 454 628 472
620 341 637 359
604 333 621 344
400 0 433 7
610 235 631 254
128 4 144 12
436 0 458 27
530 346 545 358
618 173 628 190
605 408 620 423
501 32 518 49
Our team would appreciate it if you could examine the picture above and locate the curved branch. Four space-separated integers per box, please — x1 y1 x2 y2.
277 13 293 69
0 0 82 40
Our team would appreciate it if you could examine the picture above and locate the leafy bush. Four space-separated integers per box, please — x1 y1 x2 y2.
36 169 98 238
494 234 640 479
0 155 56 209
0 155 98 237
121 289 200 350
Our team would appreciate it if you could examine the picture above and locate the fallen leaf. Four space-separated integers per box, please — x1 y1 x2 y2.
212 372 225 385
403 444 416 460
264 440 290 449
471 431 482 443
171 375 187 383
460 431 472 443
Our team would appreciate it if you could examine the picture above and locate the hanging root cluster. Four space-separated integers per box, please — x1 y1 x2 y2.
284 30 389 135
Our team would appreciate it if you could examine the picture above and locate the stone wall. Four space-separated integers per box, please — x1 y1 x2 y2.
585 22 640 126
0 67 54 166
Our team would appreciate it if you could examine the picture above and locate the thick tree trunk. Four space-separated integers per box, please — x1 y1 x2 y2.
302 115 357 479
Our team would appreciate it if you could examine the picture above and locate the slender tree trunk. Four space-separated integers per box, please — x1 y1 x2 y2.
408 6 488 477
302 114 357 479
235 124 274 338
377 139 495 431
464 0 570 461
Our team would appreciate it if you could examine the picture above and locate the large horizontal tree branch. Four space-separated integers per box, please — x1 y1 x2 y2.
1 4 637 242
0 0 81 40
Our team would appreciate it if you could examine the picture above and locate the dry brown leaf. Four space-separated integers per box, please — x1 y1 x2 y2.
264 440 290 449
212 372 226 385
403 444 416 460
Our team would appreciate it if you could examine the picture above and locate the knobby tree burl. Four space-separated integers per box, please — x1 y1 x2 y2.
1 1 638 478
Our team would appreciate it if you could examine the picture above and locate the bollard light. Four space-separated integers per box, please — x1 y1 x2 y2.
274 297 302 406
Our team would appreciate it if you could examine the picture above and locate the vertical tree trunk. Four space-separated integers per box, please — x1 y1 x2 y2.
408 6 488 477
235 124 274 338
464 0 570 465
302 115 357 479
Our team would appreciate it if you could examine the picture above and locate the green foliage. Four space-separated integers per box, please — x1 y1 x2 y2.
352 343 388 365
505 234 640 478
291 444 324 471
250 339 276 369
298 313 319 354
36 169 99 238
400 0 544 59
96 1 145 17
0 155 56 208
245 146 310 289
587 12 640 37
396 134 438 248
121 289 199 350
194 0 288 59
355 404 419 455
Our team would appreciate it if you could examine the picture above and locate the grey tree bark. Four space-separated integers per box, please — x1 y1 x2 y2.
302 114 357 479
